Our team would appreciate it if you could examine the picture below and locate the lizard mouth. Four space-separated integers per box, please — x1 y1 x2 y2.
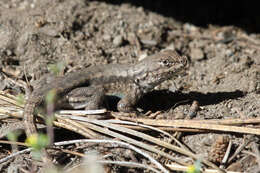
168 63 188 78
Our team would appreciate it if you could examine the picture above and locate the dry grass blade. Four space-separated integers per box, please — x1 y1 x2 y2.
166 163 241 173
55 118 100 138
0 148 31 164
1 90 259 172
105 119 189 151
96 160 162 173
114 124 207 132
228 137 253 164
57 116 189 166
0 92 23 108
0 91 23 118
57 109 107 115
63 115 224 172
0 138 166 172
111 113 260 135
55 139 168 173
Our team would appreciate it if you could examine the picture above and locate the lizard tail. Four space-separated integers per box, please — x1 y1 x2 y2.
23 99 38 137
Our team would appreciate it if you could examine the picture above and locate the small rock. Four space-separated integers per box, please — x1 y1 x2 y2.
190 48 204 60
113 35 124 47
140 39 157 46
183 23 198 33
74 31 84 41
138 53 148 61
6 49 12 56
165 43 175 50
137 7 144 12
225 49 233 57
40 27 60 37
103 34 111 41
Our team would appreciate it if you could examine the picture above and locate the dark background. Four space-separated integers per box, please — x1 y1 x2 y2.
99 0 260 33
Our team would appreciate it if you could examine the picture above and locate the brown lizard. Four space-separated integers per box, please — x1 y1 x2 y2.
23 50 188 137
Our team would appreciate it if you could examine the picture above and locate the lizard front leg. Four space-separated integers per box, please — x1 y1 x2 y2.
117 84 144 113
65 84 144 113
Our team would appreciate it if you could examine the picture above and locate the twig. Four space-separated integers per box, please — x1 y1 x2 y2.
0 92 23 108
69 115 194 158
57 109 107 115
111 115 260 135
54 139 168 173
1 138 167 173
106 119 190 151
114 125 207 132
97 160 162 173
0 148 31 164
58 116 189 166
67 160 162 173
64 115 224 172
55 118 100 138
111 112 260 126
0 139 27 146
222 140 232 164
55 148 85 157
227 137 252 164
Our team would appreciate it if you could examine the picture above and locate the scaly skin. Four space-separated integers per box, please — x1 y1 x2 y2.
23 50 188 137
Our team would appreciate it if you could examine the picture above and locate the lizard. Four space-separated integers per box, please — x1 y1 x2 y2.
23 50 188 137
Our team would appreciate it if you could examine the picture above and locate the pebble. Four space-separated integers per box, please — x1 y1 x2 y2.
165 43 175 50
113 35 124 47
190 48 204 60
140 39 157 46
138 53 148 61
6 49 12 56
103 34 111 41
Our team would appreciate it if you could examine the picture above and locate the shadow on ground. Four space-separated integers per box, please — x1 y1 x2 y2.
97 0 260 33
138 89 245 112
105 90 245 112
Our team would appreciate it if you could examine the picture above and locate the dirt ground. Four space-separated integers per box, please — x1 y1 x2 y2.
0 0 259 172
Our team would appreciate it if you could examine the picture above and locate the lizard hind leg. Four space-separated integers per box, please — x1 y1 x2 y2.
66 86 105 110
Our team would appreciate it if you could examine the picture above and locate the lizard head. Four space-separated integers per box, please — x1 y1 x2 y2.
135 49 188 90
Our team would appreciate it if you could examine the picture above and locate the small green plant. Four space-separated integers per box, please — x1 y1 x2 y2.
48 62 65 76
45 88 57 126
7 130 22 152
16 94 25 106
186 160 201 173
7 131 21 142
45 89 58 145
25 133 50 160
